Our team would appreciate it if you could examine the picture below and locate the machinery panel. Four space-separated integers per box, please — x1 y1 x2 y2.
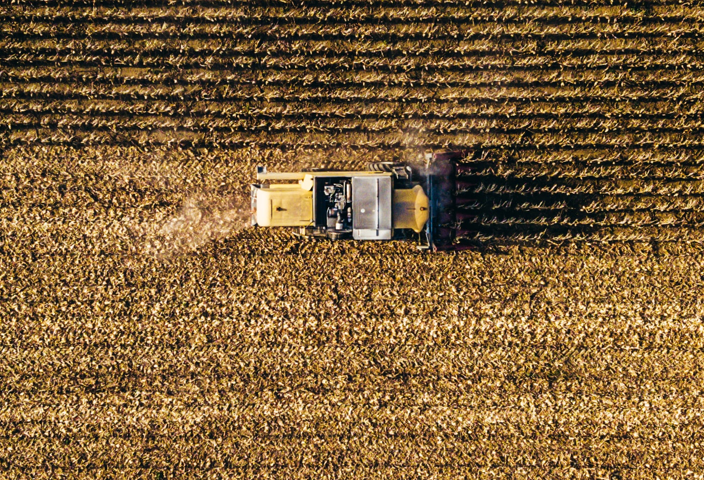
253 187 313 227
352 176 393 240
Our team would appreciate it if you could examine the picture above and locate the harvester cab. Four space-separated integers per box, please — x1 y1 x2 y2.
250 152 475 251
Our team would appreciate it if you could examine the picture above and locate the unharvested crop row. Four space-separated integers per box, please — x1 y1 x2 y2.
6 99 704 125
2 6 703 33
4 20 703 41
10 0 691 7
4 134 703 171
4 83 702 105
465 211 704 227
479 149 704 166
6 129 704 149
465 163 704 180
3 5 702 25
6 37 703 59
460 225 704 243
6 64 704 89
5 114 704 138
3 112 703 132
463 195 704 214
6 50 704 72
471 178 704 196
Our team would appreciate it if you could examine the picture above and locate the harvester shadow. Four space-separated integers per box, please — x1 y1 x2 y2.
451 150 648 247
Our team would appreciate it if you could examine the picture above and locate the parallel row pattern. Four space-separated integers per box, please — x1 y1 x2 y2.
3 4 704 478
2 2 704 242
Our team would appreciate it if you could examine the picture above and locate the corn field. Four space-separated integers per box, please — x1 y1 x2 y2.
2 1 704 479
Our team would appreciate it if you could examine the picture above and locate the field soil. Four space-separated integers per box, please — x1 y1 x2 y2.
2 1 704 478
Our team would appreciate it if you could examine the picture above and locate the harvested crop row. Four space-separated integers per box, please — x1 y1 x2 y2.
4 198 704 478
9 205 704 250
8 330 704 383
8 203 704 258
3 432 701 471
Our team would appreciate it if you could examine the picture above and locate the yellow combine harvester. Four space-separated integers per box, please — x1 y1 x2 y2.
251 152 476 251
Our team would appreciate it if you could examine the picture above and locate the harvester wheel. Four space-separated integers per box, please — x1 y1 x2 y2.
326 230 352 241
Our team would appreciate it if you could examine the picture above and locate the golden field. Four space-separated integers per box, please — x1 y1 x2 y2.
2 1 704 478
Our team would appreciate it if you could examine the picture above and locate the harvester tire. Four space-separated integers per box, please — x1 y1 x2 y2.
326 231 352 241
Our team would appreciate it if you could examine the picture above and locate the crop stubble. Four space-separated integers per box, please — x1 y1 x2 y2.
2 1 704 479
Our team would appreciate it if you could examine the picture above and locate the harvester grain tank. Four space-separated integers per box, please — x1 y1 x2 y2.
250 151 476 251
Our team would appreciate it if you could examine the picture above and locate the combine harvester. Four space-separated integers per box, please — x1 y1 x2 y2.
250 151 478 251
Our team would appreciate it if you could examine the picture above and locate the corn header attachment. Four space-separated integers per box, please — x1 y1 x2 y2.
250 151 477 251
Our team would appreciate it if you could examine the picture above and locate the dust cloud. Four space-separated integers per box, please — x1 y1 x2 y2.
142 189 251 258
